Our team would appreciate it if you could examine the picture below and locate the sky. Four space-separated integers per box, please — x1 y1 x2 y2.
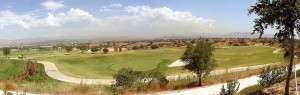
0 0 270 40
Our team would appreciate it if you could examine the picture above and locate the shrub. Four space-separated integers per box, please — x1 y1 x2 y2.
238 84 264 95
147 72 169 88
103 48 109 54
113 68 145 89
3 89 13 95
220 80 240 95
258 66 286 87
71 83 91 94
132 46 138 50
90 46 98 53
151 45 159 49
103 85 124 95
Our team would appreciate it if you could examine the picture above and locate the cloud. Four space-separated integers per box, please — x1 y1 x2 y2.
99 6 112 12
0 10 34 29
99 6 215 36
100 3 122 12
124 6 215 26
110 3 122 8
0 6 215 39
41 0 65 10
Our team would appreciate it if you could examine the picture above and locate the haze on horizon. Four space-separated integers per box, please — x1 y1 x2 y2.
0 0 275 40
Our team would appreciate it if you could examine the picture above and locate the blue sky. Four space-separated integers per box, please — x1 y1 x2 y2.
0 0 271 40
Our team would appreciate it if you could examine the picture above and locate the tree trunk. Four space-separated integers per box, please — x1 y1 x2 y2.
198 73 202 86
284 28 295 95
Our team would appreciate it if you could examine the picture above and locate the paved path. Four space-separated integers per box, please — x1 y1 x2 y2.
0 90 38 95
37 61 115 85
159 64 300 95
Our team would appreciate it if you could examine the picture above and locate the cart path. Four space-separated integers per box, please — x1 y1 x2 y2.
159 64 300 95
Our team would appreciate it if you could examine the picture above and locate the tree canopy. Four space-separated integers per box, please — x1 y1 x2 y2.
181 39 217 86
2 47 11 59
249 0 300 94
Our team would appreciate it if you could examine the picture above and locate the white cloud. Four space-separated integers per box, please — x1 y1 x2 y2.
0 10 34 29
41 0 65 10
124 6 215 26
99 6 112 12
0 6 215 38
110 3 122 8
100 3 122 12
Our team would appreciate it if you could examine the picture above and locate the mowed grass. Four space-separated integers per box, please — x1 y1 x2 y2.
0 59 25 80
3 46 283 79
214 46 283 69
43 48 185 79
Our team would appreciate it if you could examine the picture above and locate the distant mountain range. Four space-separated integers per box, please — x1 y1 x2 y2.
0 32 275 46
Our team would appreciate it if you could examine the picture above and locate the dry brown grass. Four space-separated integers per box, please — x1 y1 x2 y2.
141 63 290 94
3 82 15 90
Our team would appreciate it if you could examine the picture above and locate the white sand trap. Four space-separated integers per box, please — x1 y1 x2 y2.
168 60 187 67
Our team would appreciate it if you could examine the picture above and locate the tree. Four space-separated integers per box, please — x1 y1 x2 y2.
249 0 300 94
77 46 88 53
180 39 217 86
103 48 109 54
65 46 73 54
2 47 11 59
90 46 98 54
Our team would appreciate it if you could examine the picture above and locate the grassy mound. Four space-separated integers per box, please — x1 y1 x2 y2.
0 59 25 80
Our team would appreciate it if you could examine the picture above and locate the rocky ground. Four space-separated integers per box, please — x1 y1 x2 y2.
263 78 300 95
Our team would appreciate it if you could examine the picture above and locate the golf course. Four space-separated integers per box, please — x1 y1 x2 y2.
2 46 283 79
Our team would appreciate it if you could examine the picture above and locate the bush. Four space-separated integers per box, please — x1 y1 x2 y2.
151 45 159 49
132 46 138 50
103 85 124 95
113 68 145 89
103 48 109 54
90 46 98 53
238 84 264 95
71 83 91 94
147 72 169 88
220 80 240 95
258 66 286 88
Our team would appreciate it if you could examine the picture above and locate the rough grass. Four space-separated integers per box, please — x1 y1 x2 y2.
0 59 25 80
2 46 283 79
237 84 264 95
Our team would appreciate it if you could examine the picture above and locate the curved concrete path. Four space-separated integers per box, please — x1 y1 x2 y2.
37 61 115 85
159 64 300 95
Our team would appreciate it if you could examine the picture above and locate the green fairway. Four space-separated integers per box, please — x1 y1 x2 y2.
214 46 283 69
3 46 283 79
